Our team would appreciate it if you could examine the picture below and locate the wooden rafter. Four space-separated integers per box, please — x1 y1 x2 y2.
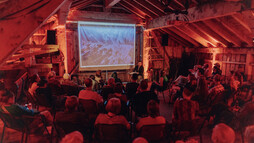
145 0 170 13
58 0 73 25
217 16 252 46
160 28 193 47
123 0 157 18
192 21 228 47
203 19 241 47
105 0 121 8
134 0 165 16
147 1 243 30
118 1 146 19
71 0 86 7
231 13 252 33
75 0 98 10
168 27 200 47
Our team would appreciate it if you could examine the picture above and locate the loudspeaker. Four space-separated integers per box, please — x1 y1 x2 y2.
161 34 168 46
47 30 56 44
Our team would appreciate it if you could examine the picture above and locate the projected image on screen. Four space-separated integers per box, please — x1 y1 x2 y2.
78 22 135 70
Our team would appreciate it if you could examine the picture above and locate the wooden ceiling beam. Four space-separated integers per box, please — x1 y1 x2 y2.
168 27 200 47
71 0 86 7
75 0 98 10
175 25 212 47
123 0 157 18
145 0 170 13
134 0 165 16
160 28 193 47
187 23 218 47
231 13 252 33
0 0 67 66
217 17 252 46
105 0 121 8
193 22 229 47
147 1 243 30
58 0 73 25
203 19 241 47
118 1 146 19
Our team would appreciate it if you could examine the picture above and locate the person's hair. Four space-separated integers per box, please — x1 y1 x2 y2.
131 73 138 81
139 79 148 90
203 63 209 69
65 96 78 112
96 70 101 77
63 73 70 80
212 123 235 143
197 68 204 75
47 71 56 80
188 73 196 82
71 74 78 80
147 100 160 118
114 83 123 94
111 72 118 78
234 71 242 82
213 74 221 82
132 137 148 143
105 98 121 114
245 125 254 143
60 131 83 143
29 74 39 88
183 84 195 97
84 78 92 88
89 75 95 80
107 77 115 86
37 79 48 87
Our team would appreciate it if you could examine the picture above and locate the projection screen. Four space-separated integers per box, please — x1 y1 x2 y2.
78 21 136 71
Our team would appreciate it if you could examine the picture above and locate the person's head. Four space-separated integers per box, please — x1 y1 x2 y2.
214 63 220 69
63 73 70 81
138 61 142 67
65 96 79 112
47 71 56 80
139 79 148 91
37 79 48 87
245 125 254 143
132 137 148 143
71 74 79 82
160 70 166 77
203 63 209 69
89 75 95 80
84 78 92 88
114 83 123 94
147 100 160 118
107 77 115 86
131 73 138 81
183 84 195 100
111 72 118 78
96 70 101 77
105 98 121 114
60 131 83 143
211 123 235 143
213 74 221 83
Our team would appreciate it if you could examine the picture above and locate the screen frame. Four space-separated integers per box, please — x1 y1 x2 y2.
78 21 136 71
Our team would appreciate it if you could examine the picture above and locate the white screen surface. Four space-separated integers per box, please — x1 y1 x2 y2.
78 21 136 71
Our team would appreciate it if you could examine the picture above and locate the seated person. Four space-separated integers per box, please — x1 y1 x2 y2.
0 82 14 106
28 74 40 97
100 77 115 101
61 74 79 96
126 73 139 100
0 104 53 133
136 100 166 131
71 74 82 85
36 79 53 106
208 74 225 98
55 96 88 132
94 98 130 129
47 71 62 96
245 125 254 143
111 72 122 84
211 123 235 143
79 78 103 106
132 137 148 143
150 70 168 92
133 80 159 117
173 85 199 122
60 131 83 143
89 75 98 91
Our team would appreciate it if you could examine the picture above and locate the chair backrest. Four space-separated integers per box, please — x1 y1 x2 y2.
54 121 87 138
139 124 166 142
0 111 25 131
79 99 98 114
34 93 52 107
94 124 129 143
61 84 79 96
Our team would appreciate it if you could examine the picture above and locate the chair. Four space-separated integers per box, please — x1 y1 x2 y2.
94 124 129 143
61 84 79 96
138 124 167 142
0 111 50 143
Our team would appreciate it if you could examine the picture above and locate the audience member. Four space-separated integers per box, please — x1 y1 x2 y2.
126 73 139 100
101 77 115 101
212 63 222 76
111 71 122 84
211 123 235 143
71 74 82 85
28 74 40 96
132 137 148 143
0 82 14 106
173 85 199 122
150 70 168 92
208 74 224 96
47 71 62 96
245 125 254 143
136 100 166 131
133 80 159 117
133 61 144 79
89 75 98 91
203 63 210 77
95 70 104 89
60 131 83 143
79 78 103 105
62 73 77 86
94 98 130 129
36 79 52 106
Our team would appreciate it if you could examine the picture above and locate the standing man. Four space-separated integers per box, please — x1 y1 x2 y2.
133 61 144 82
